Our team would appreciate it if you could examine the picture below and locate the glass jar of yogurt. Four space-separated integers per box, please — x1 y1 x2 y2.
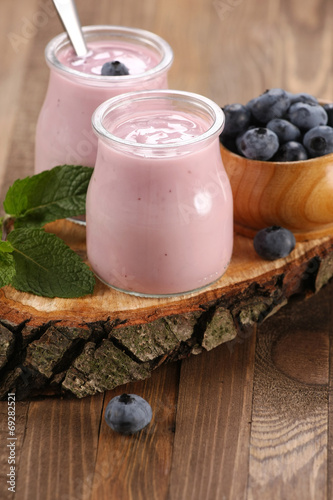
86 90 233 297
34 25 173 173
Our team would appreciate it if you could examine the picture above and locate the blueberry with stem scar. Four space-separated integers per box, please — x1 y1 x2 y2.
303 125 333 157
237 127 279 160
104 393 152 435
253 226 296 260
101 60 129 76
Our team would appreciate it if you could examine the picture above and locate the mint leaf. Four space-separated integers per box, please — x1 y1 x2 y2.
8 228 95 298
0 252 15 288
3 165 93 228
0 240 14 253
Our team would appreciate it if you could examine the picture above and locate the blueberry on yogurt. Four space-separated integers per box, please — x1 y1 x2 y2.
101 60 130 76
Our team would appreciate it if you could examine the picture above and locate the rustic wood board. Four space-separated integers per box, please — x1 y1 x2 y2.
0 218 332 400
3 283 332 500
2 0 333 498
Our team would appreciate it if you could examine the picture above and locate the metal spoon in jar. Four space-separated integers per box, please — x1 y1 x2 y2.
52 0 88 57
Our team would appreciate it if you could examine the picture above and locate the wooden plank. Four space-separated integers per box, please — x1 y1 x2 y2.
209 0 333 105
0 0 41 187
247 282 333 500
328 290 333 500
168 327 256 500
90 361 179 500
0 0 332 498
14 394 104 500
281 0 333 97
0 400 29 500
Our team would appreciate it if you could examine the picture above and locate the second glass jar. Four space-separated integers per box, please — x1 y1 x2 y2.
34 25 173 174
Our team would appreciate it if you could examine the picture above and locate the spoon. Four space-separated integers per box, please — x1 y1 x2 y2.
52 0 88 57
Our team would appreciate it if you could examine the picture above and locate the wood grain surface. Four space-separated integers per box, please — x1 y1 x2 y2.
0 0 333 499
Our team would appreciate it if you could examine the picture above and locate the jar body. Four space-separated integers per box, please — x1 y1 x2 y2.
87 139 233 296
86 90 233 297
34 26 173 173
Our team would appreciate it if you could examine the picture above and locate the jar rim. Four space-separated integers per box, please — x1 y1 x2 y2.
92 90 225 150
45 25 174 84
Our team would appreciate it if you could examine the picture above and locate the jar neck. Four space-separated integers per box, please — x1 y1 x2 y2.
45 25 173 86
93 90 225 157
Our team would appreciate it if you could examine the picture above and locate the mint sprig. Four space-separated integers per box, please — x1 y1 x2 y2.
4 165 93 228
0 165 95 298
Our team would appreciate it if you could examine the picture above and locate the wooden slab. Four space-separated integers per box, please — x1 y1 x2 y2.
0 219 332 400
1 220 333 328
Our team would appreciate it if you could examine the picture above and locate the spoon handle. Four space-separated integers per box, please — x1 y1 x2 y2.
52 0 88 57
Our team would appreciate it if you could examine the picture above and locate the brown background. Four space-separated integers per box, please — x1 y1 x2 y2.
0 0 333 499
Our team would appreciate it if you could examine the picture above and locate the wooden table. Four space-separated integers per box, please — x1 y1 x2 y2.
1 0 333 498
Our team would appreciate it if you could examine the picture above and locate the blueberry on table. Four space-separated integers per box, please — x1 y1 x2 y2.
266 118 301 143
253 226 296 260
246 88 291 123
105 393 152 434
237 127 279 160
101 60 130 76
222 103 252 136
287 102 328 130
273 141 308 162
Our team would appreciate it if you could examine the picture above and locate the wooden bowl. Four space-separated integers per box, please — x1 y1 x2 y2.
220 143 333 241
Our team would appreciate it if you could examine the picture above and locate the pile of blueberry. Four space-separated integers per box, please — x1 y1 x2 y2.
220 89 333 161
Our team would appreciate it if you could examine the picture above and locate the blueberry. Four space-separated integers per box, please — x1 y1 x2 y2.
273 141 308 162
287 92 318 105
101 60 130 76
253 226 296 260
222 103 252 136
323 103 333 127
105 393 152 434
219 133 239 154
303 125 333 157
246 88 290 123
287 102 328 130
266 118 301 143
237 127 279 160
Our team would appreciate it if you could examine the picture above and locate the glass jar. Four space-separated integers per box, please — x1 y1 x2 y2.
34 25 173 173
86 90 233 297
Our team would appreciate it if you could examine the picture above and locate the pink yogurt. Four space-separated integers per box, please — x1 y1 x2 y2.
34 26 173 173
86 90 233 297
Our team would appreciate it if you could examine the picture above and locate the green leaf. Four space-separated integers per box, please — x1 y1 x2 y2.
0 240 14 253
3 165 93 228
0 252 16 288
8 228 95 298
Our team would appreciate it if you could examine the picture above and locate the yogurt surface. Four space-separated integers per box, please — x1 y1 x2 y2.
57 40 160 76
